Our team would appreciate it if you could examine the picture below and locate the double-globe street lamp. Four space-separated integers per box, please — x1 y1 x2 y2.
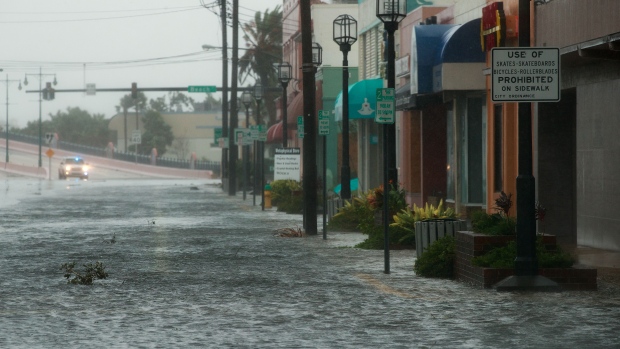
241 90 253 201
3 73 22 163
277 62 292 148
24 68 57 168
333 14 357 201
376 0 406 274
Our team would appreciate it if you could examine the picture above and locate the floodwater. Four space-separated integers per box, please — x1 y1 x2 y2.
1 178 620 348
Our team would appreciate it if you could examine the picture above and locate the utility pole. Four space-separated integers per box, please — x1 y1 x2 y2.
300 0 317 235
220 0 229 191
228 0 239 196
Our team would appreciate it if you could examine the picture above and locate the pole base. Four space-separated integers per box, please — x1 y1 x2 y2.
495 275 562 292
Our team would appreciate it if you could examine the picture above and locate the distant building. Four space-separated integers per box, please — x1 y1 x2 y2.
108 110 223 162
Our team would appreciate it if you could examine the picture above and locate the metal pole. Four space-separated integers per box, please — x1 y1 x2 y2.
38 67 42 168
340 47 351 200
243 106 249 200
253 138 257 206
256 99 264 210
515 0 538 276
5 75 9 163
323 134 327 240
135 105 138 164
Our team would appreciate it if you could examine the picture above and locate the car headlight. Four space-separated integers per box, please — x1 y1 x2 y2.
65 165 72 171
82 165 89 172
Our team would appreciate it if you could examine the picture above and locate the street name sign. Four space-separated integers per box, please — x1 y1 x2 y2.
258 125 267 142
491 47 560 102
187 85 217 93
318 110 330 136
375 88 395 124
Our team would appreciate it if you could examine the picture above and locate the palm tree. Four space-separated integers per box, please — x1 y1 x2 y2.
238 6 282 125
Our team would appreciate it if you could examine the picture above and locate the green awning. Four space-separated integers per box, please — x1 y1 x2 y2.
334 78 384 122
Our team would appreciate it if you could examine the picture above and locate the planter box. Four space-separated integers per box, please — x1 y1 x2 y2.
415 220 467 258
454 231 597 290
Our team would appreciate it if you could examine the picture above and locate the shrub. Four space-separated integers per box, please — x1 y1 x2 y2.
328 195 374 231
413 236 455 278
471 210 516 236
269 180 303 214
472 239 575 268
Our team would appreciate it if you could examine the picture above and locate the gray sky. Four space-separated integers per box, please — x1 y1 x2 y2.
0 0 283 128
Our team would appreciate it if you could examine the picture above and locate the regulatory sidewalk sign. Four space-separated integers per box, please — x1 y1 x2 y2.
318 110 330 136
375 88 395 124
491 47 560 102
45 132 54 144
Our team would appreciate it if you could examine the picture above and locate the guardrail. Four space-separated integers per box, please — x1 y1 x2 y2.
1 132 221 173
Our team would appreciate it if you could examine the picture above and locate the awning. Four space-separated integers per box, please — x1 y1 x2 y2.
285 92 303 129
410 24 455 95
395 84 416 111
432 19 486 92
334 78 384 122
266 121 283 144
409 20 486 95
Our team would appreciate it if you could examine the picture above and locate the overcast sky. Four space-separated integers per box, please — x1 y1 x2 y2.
0 0 283 128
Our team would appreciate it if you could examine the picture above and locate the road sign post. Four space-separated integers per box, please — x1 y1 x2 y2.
375 88 395 124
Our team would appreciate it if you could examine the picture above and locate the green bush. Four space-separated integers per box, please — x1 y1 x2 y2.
471 210 516 236
328 196 373 231
269 180 304 214
413 236 455 278
472 239 575 268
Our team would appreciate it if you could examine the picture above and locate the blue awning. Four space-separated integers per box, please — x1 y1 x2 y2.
410 19 486 95
334 78 384 122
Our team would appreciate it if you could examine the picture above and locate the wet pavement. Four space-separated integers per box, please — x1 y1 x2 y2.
1 178 620 348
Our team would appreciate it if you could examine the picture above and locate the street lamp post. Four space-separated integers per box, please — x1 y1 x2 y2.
277 62 292 148
3 73 22 163
333 14 358 201
241 90 253 201
377 0 406 274
253 82 264 210
24 68 57 168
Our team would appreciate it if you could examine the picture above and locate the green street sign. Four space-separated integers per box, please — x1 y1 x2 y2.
297 116 304 138
258 125 267 142
375 88 395 124
318 110 330 136
211 127 222 146
188 85 217 93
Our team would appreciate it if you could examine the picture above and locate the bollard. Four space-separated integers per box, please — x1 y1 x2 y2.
264 183 272 209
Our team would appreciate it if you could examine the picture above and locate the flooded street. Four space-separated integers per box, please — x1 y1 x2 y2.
1 178 620 348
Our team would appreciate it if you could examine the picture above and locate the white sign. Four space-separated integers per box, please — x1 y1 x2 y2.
318 110 330 136
274 148 301 181
131 130 142 144
45 132 54 144
491 47 560 102
86 83 96 96
375 88 395 124
235 128 253 146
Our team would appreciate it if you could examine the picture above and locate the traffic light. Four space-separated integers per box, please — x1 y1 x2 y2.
42 82 55 100
131 82 137 99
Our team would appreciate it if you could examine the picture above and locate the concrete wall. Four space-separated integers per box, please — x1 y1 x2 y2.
576 78 620 250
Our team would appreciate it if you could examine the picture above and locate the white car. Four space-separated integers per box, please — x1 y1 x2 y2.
58 157 89 180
